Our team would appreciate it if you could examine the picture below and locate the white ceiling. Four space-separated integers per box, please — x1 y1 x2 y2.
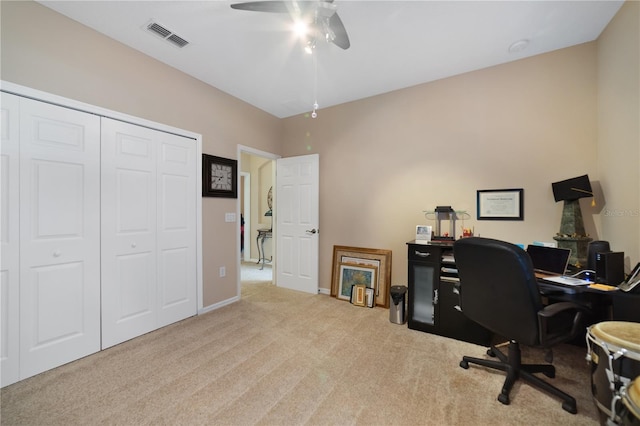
37 0 624 118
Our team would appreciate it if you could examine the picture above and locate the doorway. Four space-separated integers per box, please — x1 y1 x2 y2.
238 145 278 292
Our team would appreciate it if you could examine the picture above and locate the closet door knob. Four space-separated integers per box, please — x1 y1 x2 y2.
131 242 137 248
53 250 61 257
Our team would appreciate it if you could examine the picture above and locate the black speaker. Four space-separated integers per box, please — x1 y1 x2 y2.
588 240 610 270
596 251 625 285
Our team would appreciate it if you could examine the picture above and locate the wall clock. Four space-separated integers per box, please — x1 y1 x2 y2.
202 154 237 198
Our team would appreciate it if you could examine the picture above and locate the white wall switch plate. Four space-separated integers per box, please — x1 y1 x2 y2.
225 213 236 222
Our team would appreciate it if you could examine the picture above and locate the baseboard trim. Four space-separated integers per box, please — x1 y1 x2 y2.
198 295 240 315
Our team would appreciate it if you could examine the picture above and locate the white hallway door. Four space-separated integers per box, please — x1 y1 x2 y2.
276 154 319 294
17 95 101 382
101 118 197 349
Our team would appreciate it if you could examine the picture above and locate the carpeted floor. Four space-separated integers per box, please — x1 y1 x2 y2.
1 280 600 425
241 260 273 283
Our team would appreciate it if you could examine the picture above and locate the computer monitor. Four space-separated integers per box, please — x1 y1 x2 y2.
526 245 571 275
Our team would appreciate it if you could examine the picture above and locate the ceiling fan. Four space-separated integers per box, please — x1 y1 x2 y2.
230 0 350 50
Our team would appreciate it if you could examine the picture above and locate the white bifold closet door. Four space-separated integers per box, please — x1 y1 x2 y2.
17 95 102 381
100 118 197 349
1 93 22 386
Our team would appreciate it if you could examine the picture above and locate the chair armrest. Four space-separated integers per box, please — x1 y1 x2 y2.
537 302 586 347
538 301 583 318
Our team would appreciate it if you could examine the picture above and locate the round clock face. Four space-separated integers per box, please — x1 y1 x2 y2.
211 164 233 191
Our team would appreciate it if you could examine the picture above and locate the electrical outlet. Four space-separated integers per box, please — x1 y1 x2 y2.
225 213 236 222
219 266 226 277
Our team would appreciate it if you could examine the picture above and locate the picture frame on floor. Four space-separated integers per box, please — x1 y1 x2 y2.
338 263 377 302
350 284 375 308
350 284 367 307
365 287 375 308
331 245 392 308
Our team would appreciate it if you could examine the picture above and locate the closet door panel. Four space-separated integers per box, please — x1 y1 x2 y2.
19 97 101 380
101 118 157 349
157 134 197 327
1 93 21 386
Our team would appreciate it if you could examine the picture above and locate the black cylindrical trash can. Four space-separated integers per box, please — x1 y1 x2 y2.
389 285 407 324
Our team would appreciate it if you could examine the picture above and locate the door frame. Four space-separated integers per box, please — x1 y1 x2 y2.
241 171 251 262
237 145 280 297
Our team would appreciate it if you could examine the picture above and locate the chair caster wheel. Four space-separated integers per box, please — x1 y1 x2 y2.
562 401 577 414
498 393 510 405
487 348 496 357
460 360 469 369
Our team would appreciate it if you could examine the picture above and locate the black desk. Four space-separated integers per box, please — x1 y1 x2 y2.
537 279 639 341
611 291 640 322
406 241 492 346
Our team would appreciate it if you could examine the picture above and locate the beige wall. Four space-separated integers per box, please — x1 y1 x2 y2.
0 1 283 307
597 0 640 270
282 43 605 290
3 1 637 300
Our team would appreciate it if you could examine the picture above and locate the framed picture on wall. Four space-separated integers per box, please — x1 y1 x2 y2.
477 188 524 220
202 154 237 198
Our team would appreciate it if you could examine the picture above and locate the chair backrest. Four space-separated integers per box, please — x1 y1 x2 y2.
453 237 544 346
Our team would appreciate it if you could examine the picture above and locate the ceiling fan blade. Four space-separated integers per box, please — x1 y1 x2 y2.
230 1 291 13
328 12 350 49
232 0 350 49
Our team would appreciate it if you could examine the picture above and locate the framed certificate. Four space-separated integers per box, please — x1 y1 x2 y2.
477 188 524 221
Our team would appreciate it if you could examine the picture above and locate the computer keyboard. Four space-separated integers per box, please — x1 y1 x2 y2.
537 281 579 295
542 276 591 286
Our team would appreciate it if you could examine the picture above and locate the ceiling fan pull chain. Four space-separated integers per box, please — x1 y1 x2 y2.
312 48 319 118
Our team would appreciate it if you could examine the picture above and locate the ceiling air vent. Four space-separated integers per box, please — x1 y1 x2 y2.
145 21 190 48
167 34 189 48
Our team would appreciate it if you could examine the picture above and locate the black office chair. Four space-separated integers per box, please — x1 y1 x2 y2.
453 237 585 414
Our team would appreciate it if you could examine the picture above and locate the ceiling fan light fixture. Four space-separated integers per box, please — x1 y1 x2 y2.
322 20 335 42
304 39 316 54
293 20 309 38
231 0 350 50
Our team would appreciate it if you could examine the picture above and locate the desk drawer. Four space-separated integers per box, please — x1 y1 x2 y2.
409 245 440 262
